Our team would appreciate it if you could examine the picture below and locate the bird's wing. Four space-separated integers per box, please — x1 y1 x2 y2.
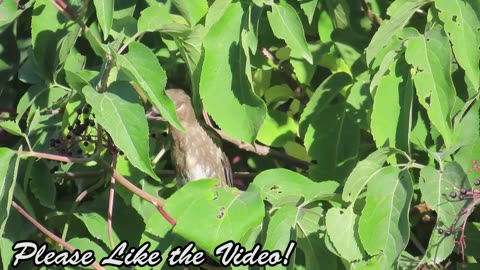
221 151 233 187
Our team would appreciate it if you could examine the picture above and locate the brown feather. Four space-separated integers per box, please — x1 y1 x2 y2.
166 89 232 187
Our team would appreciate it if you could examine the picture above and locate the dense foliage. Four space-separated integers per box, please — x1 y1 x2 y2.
1 0 480 269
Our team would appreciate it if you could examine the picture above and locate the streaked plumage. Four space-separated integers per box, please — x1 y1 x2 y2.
165 89 232 187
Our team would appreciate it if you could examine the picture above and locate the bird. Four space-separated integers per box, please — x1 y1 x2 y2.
154 89 233 187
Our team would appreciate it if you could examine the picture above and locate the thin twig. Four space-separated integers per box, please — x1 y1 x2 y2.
12 201 105 270
98 160 176 226
118 32 143 54
360 0 382 28
61 176 106 245
55 170 105 179
20 151 95 163
213 129 310 169
107 154 117 249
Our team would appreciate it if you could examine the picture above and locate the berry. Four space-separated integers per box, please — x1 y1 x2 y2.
55 139 61 144
438 228 444 234
449 192 457 199
86 135 92 141
67 125 73 131
77 149 82 154
474 179 480 186
444 230 451 236
66 135 72 140
460 188 467 195
84 119 90 125
82 107 90 114
83 141 89 146
119 151 124 156
75 119 81 125
76 108 82 114
89 121 95 127
459 194 465 200
150 133 156 138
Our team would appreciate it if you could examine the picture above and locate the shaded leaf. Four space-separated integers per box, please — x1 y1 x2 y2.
342 147 399 203
117 42 183 131
82 82 159 180
365 0 433 64
419 162 470 264
405 25 455 148
435 0 480 90
172 0 208 26
0 148 20 237
267 3 313 64
325 207 364 262
200 2 266 143
171 180 265 255
371 56 413 160
359 167 413 268
93 0 114 40
0 121 23 137
252 168 339 206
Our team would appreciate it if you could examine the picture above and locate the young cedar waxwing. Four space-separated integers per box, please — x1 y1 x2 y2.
159 89 233 187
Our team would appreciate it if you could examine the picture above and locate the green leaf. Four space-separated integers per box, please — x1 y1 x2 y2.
257 110 296 147
65 69 99 92
419 162 470 264
252 168 339 206
1 205 35 270
0 120 23 137
299 72 352 138
200 2 266 143
170 180 265 255
267 3 313 64
75 193 145 248
305 100 360 181
66 238 109 270
82 82 159 181
0 0 25 31
0 148 20 237
174 25 205 84
370 27 419 91
172 0 208 26
29 162 56 209
453 102 479 149
342 147 399 203
137 5 190 34
325 207 364 262
296 207 337 270
264 205 297 270
31 0 81 80
359 167 413 268
365 0 433 64
117 42 184 131
371 56 413 159
435 0 480 90
300 0 319 24
325 0 350 29
93 0 114 40
455 138 480 184
405 25 455 148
